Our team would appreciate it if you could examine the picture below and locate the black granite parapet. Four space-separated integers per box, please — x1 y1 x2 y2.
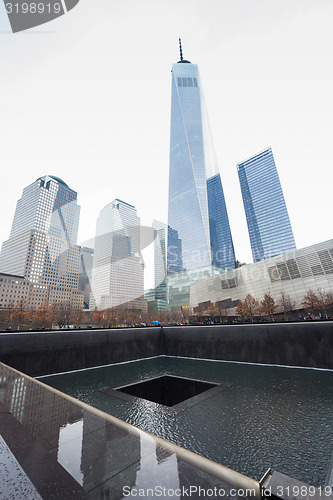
163 322 333 369
262 470 332 500
0 322 332 377
0 402 91 499
0 328 163 376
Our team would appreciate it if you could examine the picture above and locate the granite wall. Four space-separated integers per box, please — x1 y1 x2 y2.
0 328 163 376
0 322 332 376
163 322 333 370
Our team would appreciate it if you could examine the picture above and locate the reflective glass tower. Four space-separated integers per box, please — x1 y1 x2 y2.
153 220 167 294
167 40 236 273
237 147 296 262
90 199 144 309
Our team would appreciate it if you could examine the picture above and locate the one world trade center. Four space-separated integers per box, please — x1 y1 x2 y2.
167 40 236 275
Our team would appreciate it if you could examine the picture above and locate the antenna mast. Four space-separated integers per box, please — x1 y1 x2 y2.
179 38 183 61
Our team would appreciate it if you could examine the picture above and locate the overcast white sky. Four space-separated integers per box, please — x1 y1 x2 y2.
0 0 332 289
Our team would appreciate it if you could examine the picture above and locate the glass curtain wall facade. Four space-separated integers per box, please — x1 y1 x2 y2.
152 220 167 307
167 47 236 274
207 174 235 269
237 147 296 262
90 199 144 309
0 175 82 307
79 246 94 309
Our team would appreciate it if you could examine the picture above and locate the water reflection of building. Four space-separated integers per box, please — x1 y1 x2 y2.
81 413 140 496
0 370 72 452
121 430 180 498
0 363 243 498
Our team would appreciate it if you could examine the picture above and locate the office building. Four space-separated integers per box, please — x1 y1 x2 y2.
0 175 83 308
79 247 94 309
167 40 236 274
90 199 144 310
190 239 333 314
237 147 296 262
152 220 167 309
0 273 33 309
144 287 168 313
153 220 167 289
144 221 168 312
168 265 224 310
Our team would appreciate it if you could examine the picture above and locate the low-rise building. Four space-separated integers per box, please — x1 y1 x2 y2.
168 265 225 310
190 240 333 314
0 272 83 311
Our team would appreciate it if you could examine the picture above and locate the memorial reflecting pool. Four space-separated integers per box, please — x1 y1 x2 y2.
41 356 333 486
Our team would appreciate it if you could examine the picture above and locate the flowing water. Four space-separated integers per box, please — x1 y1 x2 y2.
41 356 333 486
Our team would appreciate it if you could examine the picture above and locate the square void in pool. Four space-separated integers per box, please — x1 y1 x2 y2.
113 375 219 407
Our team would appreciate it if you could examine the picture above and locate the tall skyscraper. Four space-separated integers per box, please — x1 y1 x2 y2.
90 199 144 309
237 147 296 262
167 40 236 274
0 175 83 307
152 220 167 309
79 246 94 309
153 220 167 287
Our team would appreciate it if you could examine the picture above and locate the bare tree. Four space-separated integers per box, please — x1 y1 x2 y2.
11 300 33 330
105 307 118 327
279 292 296 321
116 305 127 327
235 299 245 320
92 308 105 327
301 290 322 317
235 294 259 322
53 302 72 328
70 307 84 328
260 292 277 320
301 290 317 315
218 305 229 324
126 306 141 326
145 307 156 326
33 301 54 329
324 292 333 317
316 289 333 318
0 303 15 330
243 294 259 321
169 307 182 324
0 307 10 330
206 303 217 323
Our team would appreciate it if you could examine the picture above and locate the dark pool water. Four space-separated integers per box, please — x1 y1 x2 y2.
40 356 333 486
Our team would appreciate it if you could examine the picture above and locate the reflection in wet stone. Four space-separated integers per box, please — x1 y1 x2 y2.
0 435 43 500
81 414 141 494
2 358 332 498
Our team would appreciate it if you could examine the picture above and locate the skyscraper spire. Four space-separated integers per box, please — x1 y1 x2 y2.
177 38 191 64
179 38 183 61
